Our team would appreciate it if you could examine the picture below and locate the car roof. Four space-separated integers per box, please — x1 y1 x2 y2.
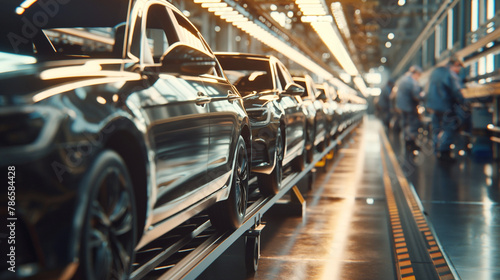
215 52 274 61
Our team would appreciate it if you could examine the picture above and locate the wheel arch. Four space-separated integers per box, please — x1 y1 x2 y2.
103 121 149 243
240 123 252 163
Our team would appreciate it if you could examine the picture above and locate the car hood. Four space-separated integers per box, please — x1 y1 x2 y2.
0 53 139 105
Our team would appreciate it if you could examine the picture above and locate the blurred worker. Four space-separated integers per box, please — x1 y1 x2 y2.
426 55 465 161
376 79 395 128
395 65 424 151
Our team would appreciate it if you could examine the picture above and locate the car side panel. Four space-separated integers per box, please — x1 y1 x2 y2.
141 75 210 224
203 76 245 189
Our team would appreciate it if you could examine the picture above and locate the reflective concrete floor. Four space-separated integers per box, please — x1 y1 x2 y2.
251 119 394 280
387 118 500 280
202 116 500 280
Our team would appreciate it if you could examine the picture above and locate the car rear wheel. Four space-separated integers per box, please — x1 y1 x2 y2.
209 136 249 231
79 150 137 280
258 128 284 195
305 124 315 163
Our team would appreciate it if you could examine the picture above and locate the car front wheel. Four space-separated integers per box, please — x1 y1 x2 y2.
209 136 249 231
258 128 284 195
78 150 137 280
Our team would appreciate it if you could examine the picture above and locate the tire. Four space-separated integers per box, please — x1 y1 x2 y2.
317 139 326 153
209 136 249 231
258 128 284 195
306 124 315 164
78 150 137 280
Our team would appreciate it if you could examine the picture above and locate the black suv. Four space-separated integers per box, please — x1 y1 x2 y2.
0 1 251 279
293 75 328 159
216 53 307 195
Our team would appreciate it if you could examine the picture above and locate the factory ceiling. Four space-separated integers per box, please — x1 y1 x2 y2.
239 0 432 81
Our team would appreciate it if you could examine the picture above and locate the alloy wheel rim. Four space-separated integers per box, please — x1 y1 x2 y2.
276 129 283 188
236 145 248 217
88 168 134 280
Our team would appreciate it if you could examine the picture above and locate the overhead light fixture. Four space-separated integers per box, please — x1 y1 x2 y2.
201 2 227 8
310 22 359 76
15 0 38 15
331 2 350 39
300 15 333 23
194 0 221 3
297 0 327 16
295 1 361 77
210 7 232 13
195 0 366 97
195 0 335 81
215 10 238 17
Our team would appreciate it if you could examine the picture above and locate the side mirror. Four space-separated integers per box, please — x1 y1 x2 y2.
161 43 216 75
316 91 326 100
284 83 305 96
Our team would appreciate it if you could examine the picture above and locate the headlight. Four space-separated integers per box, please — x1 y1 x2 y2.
246 108 269 123
0 112 44 146
0 106 62 148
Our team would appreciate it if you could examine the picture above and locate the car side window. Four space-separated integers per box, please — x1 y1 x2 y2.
172 11 220 77
130 4 178 65
277 63 295 91
173 12 207 52
145 5 178 64
275 63 286 91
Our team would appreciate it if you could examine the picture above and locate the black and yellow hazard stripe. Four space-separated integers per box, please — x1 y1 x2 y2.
381 141 416 280
380 127 457 280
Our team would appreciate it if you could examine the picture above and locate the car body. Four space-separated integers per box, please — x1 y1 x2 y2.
316 82 341 142
215 53 307 194
337 90 367 131
0 0 251 279
293 75 328 159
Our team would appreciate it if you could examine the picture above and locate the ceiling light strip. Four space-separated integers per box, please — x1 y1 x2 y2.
331 2 350 39
295 0 361 79
194 0 334 81
311 22 358 76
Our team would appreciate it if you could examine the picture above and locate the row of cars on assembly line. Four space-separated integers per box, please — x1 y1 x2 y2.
0 0 366 279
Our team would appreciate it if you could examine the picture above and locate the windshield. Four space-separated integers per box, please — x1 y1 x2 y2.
217 56 273 96
0 0 130 58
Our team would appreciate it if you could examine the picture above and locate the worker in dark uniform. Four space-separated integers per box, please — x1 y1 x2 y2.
426 55 465 161
376 79 394 128
395 65 423 151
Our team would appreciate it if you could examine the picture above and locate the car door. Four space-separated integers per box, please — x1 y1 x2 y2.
274 61 306 162
170 11 245 192
131 4 211 223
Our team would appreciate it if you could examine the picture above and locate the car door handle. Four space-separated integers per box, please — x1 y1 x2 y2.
227 90 239 102
196 92 211 105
